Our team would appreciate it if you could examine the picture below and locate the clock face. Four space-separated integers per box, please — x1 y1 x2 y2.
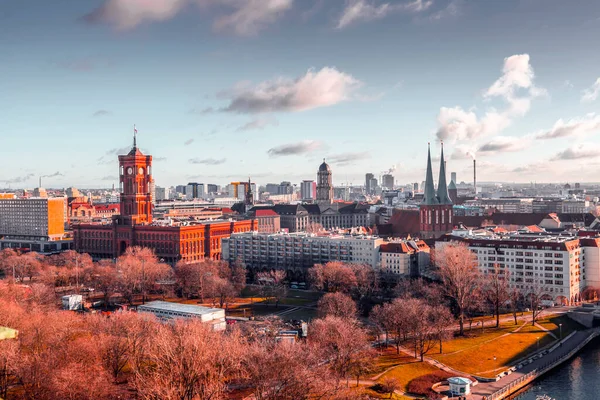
138 167 144 175
127 167 133 175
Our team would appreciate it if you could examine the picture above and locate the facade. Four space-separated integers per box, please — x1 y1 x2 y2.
379 239 430 277
419 144 453 239
73 136 256 263
222 231 384 278
255 203 375 233
365 173 374 194
300 180 316 201
381 174 394 190
316 160 333 205
440 232 585 304
138 301 226 331
0 196 72 253
464 198 534 213
247 209 281 233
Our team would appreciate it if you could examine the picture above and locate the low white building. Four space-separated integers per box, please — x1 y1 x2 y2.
379 239 430 277
138 301 226 331
448 377 473 396
62 294 83 311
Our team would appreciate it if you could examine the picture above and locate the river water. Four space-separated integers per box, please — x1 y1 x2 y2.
514 336 600 400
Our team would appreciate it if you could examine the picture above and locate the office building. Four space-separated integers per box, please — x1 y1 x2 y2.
0 196 71 253
379 239 430 277
300 180 316 201
365 173 374 194
381 174 394 190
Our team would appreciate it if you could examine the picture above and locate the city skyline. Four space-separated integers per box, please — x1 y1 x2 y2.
2 0 600 188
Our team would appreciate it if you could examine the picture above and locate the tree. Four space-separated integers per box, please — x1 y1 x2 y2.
318 292 358 319
508 284 523 325
526 282 548 326
257 270 287 307
0 340 17 400
309 262 357 293
484 264 511 328
380 378 399 399
369 299 410 354
309 316 371 386
434 243 482 336
117 247 172 304
90 260 119 310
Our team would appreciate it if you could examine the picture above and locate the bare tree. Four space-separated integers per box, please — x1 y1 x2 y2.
484 264 511 328
380 378 399 399
434 243 482 336
318 292 358 319
257 270 287 308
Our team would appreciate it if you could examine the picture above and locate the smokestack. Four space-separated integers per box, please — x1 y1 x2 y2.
473 159 477 195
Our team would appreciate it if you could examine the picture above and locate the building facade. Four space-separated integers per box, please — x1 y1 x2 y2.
379 240 430 277
300 180 316 202
73 136 256 263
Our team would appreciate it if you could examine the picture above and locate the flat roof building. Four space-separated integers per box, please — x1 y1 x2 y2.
138 301 226 331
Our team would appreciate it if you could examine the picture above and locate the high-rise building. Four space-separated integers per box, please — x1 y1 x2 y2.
451 172 457 185
155 187 170 201
175 185 186 195
186 183 205 199
300 180 316 201
382 174 394 190
278 181 293 195
365 173 374 194
0 196 71 253
413 182 419 192
207 184 218 194
316 159 333 205
369 178 378 194
419 144 453 239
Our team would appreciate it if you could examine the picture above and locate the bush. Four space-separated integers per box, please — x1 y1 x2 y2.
406 371 455 399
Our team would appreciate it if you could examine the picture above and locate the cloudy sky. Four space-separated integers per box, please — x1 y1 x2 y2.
1 0 600 189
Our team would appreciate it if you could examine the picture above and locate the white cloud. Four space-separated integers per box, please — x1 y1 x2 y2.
551 143 599 161
220 67 362 113
328 151 370 165
267 140 322 157
478 136 532 153
235 117 279 132
429 0 462 21
84 0 188 30
581 78 600 103
85 0 292 35
436 54 545 142
449 144 476 160
535 113 600 139
337 0 432 29
211 0 292 36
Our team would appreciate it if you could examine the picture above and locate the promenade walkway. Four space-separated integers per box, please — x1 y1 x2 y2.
469 329 596 399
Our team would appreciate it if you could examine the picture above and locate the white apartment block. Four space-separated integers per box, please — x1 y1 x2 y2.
379 240 430 277
222 231 384 270
439 232 585 304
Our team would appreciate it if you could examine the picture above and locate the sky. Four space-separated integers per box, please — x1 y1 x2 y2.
1 0 600 189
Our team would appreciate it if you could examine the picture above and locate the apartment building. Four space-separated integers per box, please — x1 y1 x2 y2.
439 232 584 305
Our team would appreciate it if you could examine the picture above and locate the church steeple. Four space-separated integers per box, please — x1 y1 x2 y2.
436 142 452 205
423 143 438 205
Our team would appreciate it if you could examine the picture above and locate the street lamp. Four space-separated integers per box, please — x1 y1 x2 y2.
559 323 563 340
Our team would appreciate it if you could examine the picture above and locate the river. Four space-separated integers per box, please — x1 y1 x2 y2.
514 336 600 400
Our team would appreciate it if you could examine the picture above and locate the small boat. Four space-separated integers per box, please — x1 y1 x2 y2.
535 395 554 400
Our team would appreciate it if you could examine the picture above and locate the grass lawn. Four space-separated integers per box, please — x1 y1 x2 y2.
226 304 292 317
371 347 419 375
362 388 416 400
431 323 555 377
440 322 520 354
275 307 317 321
377 361 442 392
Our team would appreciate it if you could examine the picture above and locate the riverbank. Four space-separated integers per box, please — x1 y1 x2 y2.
469 328 600 399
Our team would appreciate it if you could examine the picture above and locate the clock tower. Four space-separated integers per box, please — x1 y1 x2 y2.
118 130 153 226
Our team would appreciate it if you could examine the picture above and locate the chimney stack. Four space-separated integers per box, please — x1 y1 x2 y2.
473 159 477 195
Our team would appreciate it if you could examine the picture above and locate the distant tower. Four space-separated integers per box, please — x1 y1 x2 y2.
244 177 254 211
448 180 458 204
419 143 453 239
316 159 333 205
118 126 153 226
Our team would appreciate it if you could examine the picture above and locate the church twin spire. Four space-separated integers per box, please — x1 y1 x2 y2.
423 142 452 205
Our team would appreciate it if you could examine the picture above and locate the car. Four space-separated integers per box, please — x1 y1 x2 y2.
81 287 95 293
290 285 299 289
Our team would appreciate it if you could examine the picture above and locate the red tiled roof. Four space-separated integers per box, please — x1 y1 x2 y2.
388 210 420 236
255 209 278 217
94 204 120 211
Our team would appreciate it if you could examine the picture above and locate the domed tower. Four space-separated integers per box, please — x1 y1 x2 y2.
316 159 333 205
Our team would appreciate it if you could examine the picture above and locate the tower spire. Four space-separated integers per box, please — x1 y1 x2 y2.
437 142 452 204
133 124 138 148
423 142 438 205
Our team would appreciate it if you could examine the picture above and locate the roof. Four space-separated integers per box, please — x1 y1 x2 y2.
138 301 223 315
436 145 452 205
448 377 472 385
448 180 457 190
423 144 438 205
94 204 120 211
0 327 18 340
255 209 278 217
387 209 421 236
454 212 596 229
127 146 145 156
319 160 331 173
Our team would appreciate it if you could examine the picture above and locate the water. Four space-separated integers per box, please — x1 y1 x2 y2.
514 337 600 400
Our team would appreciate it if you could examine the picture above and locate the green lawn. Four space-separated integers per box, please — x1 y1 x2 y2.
377 361 443 392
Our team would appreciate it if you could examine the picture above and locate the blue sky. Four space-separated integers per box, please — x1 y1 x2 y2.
1 0 600 189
